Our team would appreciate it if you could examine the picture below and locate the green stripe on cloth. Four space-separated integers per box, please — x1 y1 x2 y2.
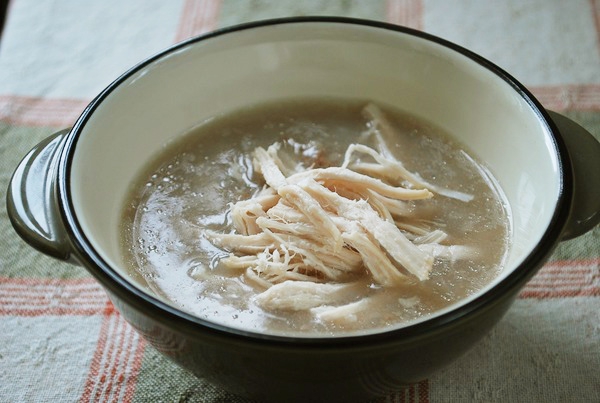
552 226 600 261
132 347 250 403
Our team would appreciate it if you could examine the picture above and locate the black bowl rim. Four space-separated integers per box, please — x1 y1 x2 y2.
57 16 572 347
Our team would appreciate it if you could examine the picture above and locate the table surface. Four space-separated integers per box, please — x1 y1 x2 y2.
1 1 598 402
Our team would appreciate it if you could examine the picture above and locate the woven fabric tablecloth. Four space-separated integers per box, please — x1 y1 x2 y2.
1 1 599 402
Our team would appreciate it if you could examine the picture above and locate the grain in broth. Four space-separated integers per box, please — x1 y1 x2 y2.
120 98 510 336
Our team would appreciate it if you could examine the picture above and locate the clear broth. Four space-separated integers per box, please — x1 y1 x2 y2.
120 98 510 336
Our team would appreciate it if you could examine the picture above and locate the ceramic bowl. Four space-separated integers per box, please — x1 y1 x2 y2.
7 17 600 402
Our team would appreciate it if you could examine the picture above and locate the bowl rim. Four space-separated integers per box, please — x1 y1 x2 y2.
57 16 572 346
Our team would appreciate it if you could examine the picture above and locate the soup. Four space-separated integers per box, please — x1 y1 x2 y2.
120 98 510 336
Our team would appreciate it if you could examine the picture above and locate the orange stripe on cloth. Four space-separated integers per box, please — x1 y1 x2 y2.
529 84 600 111
79 308 146 403
386 0 423 30
519 258 600 299
174 0 221 43
0 277 108 316
0 95 88 127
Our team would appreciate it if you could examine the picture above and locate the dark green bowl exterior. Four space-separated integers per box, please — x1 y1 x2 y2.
104 279 522 403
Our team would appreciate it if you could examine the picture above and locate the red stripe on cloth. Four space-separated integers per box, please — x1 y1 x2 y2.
1 276 146 399
386 0 423 30
529 84 600 111
80 304 113 403
0 277 99 286
520 288 599 299
0 95 89 127
526 280 596 288
79 308 146 403
174 0 221 43
122 333 147 401
519 259 600 299
91 313 122 402
96 316 129 401
380 380 429 403
417 380 429 403
0 277 108 316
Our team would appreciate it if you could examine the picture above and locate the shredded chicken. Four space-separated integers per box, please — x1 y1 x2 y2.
204 103 477 320
311 298 373 324
361 103 474 202
256 281 360 311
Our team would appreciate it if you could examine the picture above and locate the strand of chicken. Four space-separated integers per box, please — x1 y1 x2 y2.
205 103 474 322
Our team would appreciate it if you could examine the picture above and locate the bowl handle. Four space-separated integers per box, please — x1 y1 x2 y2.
6 129 76 262
547 111 600 240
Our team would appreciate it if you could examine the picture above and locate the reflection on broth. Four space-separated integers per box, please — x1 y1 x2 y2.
120 98 510 336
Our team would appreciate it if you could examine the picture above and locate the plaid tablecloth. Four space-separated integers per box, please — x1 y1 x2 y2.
1 1 599 402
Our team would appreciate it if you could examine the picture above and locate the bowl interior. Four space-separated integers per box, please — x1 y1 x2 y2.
69 21 561 333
